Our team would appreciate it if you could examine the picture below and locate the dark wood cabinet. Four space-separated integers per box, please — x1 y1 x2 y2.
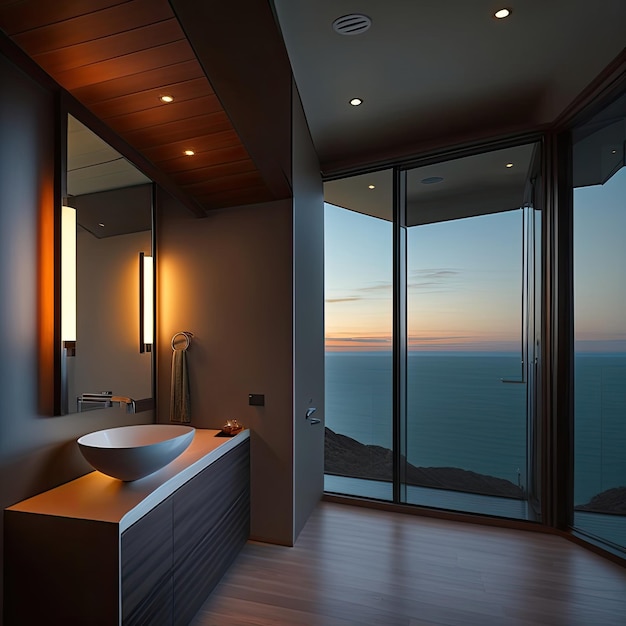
5 431 250 626
120 438 250 625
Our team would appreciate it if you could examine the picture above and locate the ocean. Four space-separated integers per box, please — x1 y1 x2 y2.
325 351 626 506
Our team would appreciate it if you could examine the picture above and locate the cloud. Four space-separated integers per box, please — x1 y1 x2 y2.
359 282 392 294
410 268 460 279
408 281 439 288
408 268 461 293
326 337 391 344
325 296 363 303
326 280 392 304
408 334 471 343
327 269 462 303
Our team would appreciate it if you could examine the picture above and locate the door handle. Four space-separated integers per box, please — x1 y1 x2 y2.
306 407 320 425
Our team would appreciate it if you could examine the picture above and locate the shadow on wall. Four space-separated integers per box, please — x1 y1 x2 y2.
1 439 92 506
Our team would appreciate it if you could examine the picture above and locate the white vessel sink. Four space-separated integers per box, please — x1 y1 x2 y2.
77 424 195 481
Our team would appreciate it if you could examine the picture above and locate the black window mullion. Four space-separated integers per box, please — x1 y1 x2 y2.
393 168 407 504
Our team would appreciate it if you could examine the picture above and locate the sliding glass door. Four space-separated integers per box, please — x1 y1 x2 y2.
402 145 541 520
323 143 542 521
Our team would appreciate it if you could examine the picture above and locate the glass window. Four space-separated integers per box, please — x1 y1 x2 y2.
572 91 626 552
323 171 393 499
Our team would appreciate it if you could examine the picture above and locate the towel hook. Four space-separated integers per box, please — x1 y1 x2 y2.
171 331 193 351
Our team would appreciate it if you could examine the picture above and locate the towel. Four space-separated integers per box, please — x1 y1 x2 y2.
170 348 191 423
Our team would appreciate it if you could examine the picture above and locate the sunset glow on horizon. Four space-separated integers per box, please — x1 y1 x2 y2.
325 334 522 352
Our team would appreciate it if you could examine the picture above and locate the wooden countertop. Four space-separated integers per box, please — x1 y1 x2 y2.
7 428 249 532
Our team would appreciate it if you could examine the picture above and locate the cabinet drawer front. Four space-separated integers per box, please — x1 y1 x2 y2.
173 440 250 561
122 496 174 624
122 578 173 626
173 491 250 626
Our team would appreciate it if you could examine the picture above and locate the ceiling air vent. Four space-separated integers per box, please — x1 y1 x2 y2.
332 14 372 36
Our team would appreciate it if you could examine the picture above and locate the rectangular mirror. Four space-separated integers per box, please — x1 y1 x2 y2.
61 115 154 414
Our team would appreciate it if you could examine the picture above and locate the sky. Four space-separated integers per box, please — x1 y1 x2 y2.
325 166 626 353
573 166 626 352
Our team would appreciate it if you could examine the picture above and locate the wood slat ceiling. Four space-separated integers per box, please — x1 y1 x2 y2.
0 0 279 214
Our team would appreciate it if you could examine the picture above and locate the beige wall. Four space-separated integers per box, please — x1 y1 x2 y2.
157 192 296 544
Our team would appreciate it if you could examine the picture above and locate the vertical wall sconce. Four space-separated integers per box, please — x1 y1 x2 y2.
139 252 153 352
60 204 76 414
61 204 76 355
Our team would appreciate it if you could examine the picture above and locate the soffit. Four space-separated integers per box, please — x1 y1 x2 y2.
0 0 280 214
324 143 537 225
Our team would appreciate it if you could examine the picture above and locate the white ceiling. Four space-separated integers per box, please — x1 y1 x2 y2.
272 0 626 173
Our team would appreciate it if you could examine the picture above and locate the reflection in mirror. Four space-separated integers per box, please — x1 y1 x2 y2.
63 115 153 414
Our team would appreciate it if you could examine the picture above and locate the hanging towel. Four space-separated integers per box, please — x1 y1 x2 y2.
170 348 191 423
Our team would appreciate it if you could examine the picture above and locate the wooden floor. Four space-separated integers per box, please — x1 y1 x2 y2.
191 501 626 626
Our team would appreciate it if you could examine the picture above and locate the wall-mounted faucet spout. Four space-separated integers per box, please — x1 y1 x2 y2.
111 396 136 413
77 392 136 413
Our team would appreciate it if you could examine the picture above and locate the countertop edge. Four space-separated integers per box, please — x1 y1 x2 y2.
119 429 249 531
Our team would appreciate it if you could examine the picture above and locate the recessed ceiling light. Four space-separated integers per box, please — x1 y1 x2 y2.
494 8 511 19
368 184 375 189
350 98 363 106
98 223 105 228
612 149 617 154
159 95 174 103
506 163 514 168
421 176 444 185
184 149 195 156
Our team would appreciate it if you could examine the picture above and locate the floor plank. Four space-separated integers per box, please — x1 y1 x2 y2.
190 502 626 626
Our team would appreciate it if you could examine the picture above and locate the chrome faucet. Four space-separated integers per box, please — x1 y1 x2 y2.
110 396 136 413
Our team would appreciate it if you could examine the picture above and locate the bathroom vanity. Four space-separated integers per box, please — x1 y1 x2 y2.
4 429 250 625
